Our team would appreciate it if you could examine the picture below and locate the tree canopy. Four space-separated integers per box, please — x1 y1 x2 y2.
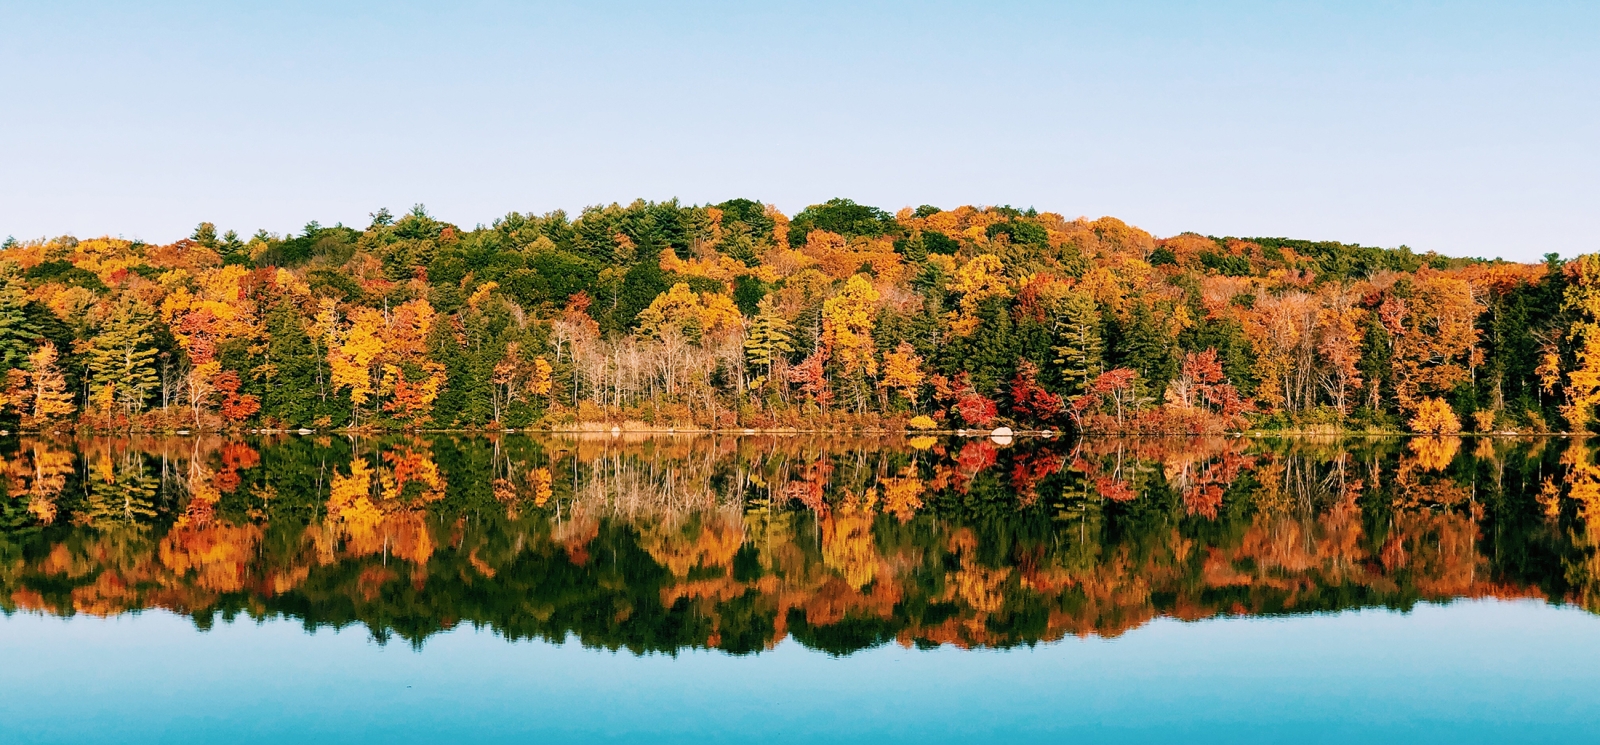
0 198 1576 434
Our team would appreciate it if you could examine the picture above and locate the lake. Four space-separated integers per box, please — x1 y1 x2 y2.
2 433 1599 742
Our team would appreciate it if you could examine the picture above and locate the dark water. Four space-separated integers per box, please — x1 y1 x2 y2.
2 433 1599 742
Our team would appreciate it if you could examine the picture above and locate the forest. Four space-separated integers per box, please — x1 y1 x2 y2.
0 198 1591 434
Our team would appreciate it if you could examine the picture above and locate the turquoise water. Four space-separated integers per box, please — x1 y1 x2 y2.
4 599 1598 743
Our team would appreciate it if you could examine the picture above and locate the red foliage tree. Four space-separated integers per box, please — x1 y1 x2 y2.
1164 349 1250 431
212 371 261 424
955 391 998 427
932 372 999 427
1009 360 1064 424
1070 367 1138 430
788 352 832 409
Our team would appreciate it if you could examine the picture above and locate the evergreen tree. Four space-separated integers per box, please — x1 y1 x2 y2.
453 306 505 426
428 313 473 426
1116 300 1177 397
1179 316 1256 396
1355 312 1398 425
939 297 1021 394
745 296 794 391
258 299 321 426
191 222 220 249
1052 288 1104 402
220 229 246 264
0 266 35 373
732 275 768 316
85 300 161 421
607 247 670 334
896 232 929 262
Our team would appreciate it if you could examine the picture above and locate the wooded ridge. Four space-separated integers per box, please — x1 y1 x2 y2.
0 198 1585 434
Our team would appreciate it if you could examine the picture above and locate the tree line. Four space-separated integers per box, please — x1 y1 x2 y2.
0 198 1590 433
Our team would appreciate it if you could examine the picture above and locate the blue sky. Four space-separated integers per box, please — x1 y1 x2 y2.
1 1 1594 261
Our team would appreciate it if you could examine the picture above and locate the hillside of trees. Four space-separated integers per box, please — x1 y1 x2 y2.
0 198 1592 433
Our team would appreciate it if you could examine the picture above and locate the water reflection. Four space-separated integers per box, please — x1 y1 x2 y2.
0 434 1593 654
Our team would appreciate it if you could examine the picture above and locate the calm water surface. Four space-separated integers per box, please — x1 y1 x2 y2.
2 434 1599 742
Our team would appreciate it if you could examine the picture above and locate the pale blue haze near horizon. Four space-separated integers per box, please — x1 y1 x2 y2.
1 1 1596 261
2 600 1598 742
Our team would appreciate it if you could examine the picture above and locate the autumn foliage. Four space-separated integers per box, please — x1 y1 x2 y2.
0 198 1581 434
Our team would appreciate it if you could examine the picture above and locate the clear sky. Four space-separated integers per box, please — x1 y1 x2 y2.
1 1 1594 261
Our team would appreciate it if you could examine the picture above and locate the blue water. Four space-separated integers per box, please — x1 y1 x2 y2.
4 599 1597 743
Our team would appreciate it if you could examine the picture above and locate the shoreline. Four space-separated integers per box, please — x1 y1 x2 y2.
1 426 1586 438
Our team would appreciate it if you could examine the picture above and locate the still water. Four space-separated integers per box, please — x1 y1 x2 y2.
2 433 1599 742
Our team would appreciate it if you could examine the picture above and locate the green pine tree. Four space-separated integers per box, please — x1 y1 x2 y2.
258 299 321 426
456 306 505 426
1052 288 1104 402
939 297 1021 394
1117 300 1176 398
427 311 474 427
85 300 161 423
744 296 794 391
191 222 219 249
220 230 247 264
0 265 35 373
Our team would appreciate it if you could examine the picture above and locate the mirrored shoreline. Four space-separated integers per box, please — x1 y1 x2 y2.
2 433 1595 655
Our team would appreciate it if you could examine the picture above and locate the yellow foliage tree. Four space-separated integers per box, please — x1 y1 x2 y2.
1243 292 1315 414
821 274 880 379
1562 255 1600 430
907 414 937 430
489 344 552 422
1409 397 1462 434
329 308 386 413
531 357 553 397
879 341 925 407
490 342 526 423
161 264 263 425
880 467 924 523
325 299 445 426
822 488 881 590
636 282 744 342
948 254 1010 335
531 466 553 507
1390 272 1482 415
24 342 76 427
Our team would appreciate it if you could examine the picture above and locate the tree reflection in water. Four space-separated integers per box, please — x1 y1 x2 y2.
0 433 1594 655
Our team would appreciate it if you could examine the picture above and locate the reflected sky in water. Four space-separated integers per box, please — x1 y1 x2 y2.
3 600 1598 743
